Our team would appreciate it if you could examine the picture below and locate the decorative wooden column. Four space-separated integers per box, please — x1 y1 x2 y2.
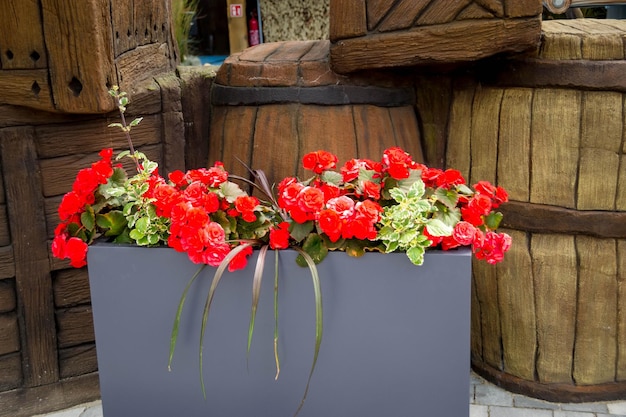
0 0 178 113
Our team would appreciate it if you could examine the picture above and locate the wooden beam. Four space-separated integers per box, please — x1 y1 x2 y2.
0 372 100 417
40 0 117 113
0 127 59 387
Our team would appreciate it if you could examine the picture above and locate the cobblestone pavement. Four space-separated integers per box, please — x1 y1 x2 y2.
31 372 626 417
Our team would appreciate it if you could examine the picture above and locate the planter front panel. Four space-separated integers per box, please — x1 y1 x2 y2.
88 245 471 417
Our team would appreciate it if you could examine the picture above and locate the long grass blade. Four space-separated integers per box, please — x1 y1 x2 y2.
247 245 269 364
199 243 253 398
273 249 280 380
292 248 323 417
168 264 206 371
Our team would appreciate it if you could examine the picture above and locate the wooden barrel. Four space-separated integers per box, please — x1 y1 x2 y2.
446 19 626 402
209 40 424 185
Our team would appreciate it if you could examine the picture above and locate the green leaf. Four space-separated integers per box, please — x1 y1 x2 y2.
425 218 453 237
96 211 128 236
389 187 406 203
289 221 314 242
320 170 343 186
135 217 149 234
396 170 423 193
406 245 426 266
297 234 328 266
107 122 124 129
484 211 503 230
344 240 366 258
169 265 206 371
405 179 425 199
129 229 144 241
220 181 246 202
129 117 143 127
199 244 253 399
292 248 323 417
357 168 379 184
80 207 96 232
434 188 459 209
272 250 280 380
247 246 268 363
112 228 132 244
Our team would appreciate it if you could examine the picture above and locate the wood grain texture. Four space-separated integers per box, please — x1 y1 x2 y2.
497 230 536 381
0 280 16 313
499 201 626 238
530 89 580 208
446 81 475 177
110 0 136 56
414 74 452 167
41 0 117 113
469 86 502 185
297 105 358 177
220 106 257 180
40 144 161 198
178 67 214 170
497 88 532 202
472 259 502 370
329 0 367 41
55 306 95 349
416 0 472 26
0 247 15 280
377 0 431 32
330 17 541 73
578 91 622 210
0 353 22 391
0 313 20 355
365 0 397 30
0 207 10 247
0 69 54 112
0 372 99 417
388 106 424 163
251 104 300 184
532 234 577 384
58 344 97 379
618 240 626 381
0 1 47 69
52 269 90 308
0 127 58 386
115 43 174 92
352 105 395 160
573 236 618 385
619 154 626 211
35 113 162 159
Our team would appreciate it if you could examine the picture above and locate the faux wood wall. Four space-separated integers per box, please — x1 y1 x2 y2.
0 0 178 114
0 68 214 417
448 19 626 402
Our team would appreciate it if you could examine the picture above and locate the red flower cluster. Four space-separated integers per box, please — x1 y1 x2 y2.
421 176 510 264
52 149 115 267
52 145 512 270
278 178 383 243
151 164 259 271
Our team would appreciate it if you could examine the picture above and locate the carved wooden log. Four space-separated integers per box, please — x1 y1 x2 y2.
0 0 178 113
210 40 424 186
447 19 626 402
328 0 543 73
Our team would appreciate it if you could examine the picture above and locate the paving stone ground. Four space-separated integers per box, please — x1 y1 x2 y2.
31 372 626 417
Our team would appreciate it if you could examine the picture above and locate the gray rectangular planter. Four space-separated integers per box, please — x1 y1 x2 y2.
87 244 471 417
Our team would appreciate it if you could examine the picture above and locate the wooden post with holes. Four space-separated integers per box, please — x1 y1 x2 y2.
0 0 178 114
